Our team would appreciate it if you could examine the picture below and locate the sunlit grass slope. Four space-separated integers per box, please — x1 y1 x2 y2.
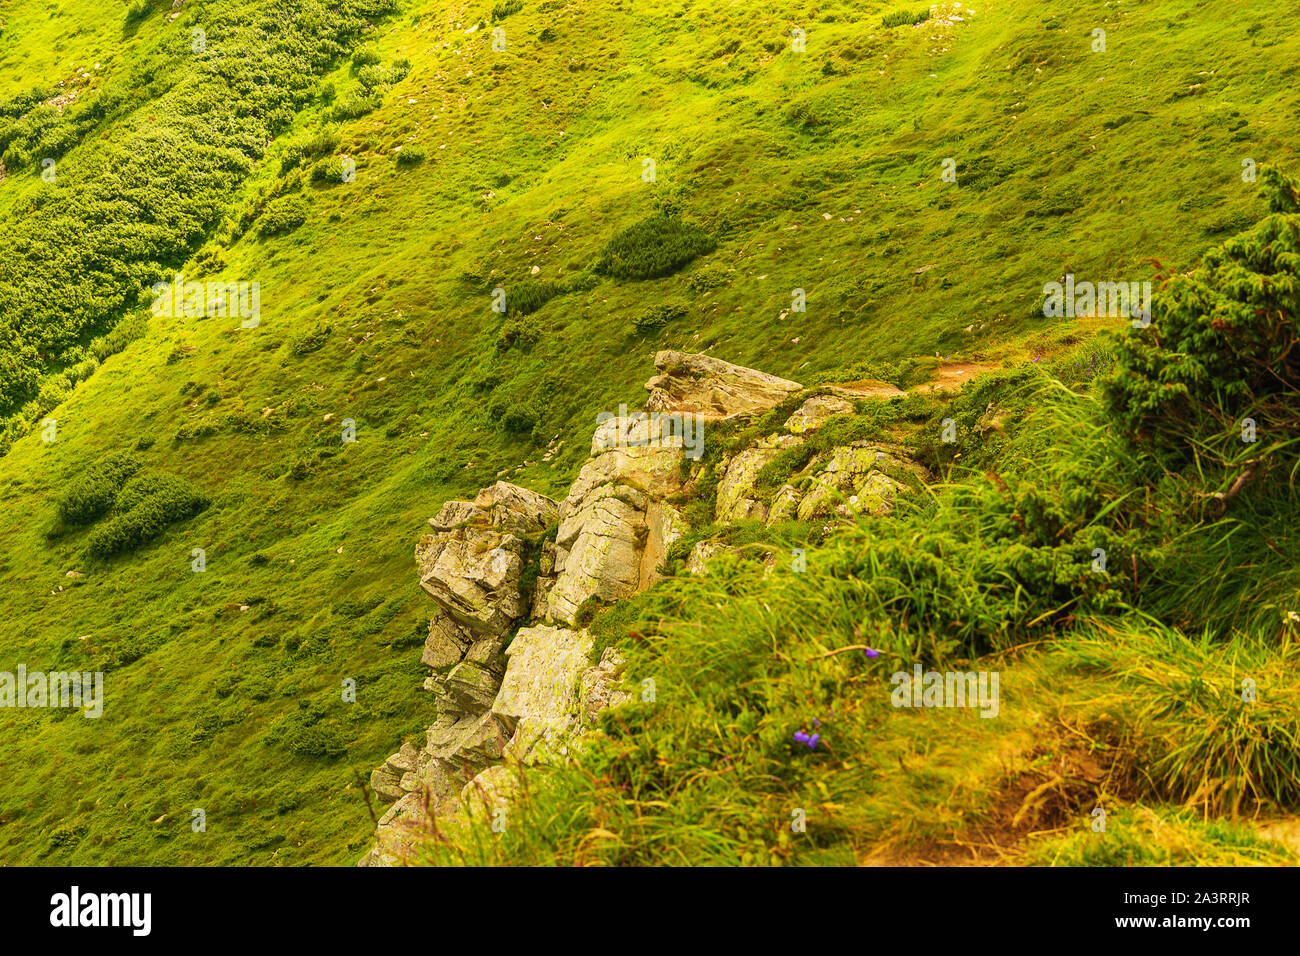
0 0 1297 864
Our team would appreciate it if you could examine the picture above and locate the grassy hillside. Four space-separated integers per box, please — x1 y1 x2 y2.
0 0 1297 865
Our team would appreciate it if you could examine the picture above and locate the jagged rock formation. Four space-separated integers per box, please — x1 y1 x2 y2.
644 350 802 420
546 413 689 624
360 351 916 865
710 384 928 527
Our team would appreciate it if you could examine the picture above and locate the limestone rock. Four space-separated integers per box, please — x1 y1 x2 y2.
370 767 406 802
421 612 470 669
792 442 925 521
639 501 686 590
458 764 521 820
783 394 855 433
644 350 802 420
473 481 559 534
686 540 727 576
493 625 594 763
548 414 687 624
825 379 907 401
579 647 632 726
715 433 803 524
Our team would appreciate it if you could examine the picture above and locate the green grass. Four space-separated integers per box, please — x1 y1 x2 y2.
0 0 1298 865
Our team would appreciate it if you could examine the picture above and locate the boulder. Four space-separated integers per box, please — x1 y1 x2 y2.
493 625 594 763
644 350 802 420
825 379 907 401
458 764 521 820
639 501 686 591
579 647 633 726
792 442 925 521
686 539 727 576
783 394 855 433
548 414 687 624
715 433 803 523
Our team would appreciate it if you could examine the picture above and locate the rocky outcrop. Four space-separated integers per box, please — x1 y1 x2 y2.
715 433 804 523
361 352 926 865
415 481 557 673
644 350 802 420
546 413 688 624
784 442 925 522
783 394 856 433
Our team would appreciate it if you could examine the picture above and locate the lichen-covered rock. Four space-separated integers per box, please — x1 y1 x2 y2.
417 481 558 647
493 625 594 763
792 442 925 521
645 350 802 420
579 647 632 726
686 539 727 575
548 414 687 624
783 393 856 433
418 532 528 637
639 501 686 590
715 433 803 523
825 380 907 401
421 612 470 669
458 764 521 820
473 481 559 535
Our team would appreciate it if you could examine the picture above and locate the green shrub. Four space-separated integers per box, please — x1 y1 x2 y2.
311 156 352 183
495 317 543 352
56 453 143 526
502 279 557 316
287 323 331 356
356 65 390 90
257 195 308 237
501 402 539 436
124 0 152 26
283 127 341 173
1102 167 1300 489
596 214 716 280
268 702 345 758
630 304 687 335
491 0 523 20
881 8 930 27
85 471 209 558
686 266 729 292
330 92 381 121
395 144 426 166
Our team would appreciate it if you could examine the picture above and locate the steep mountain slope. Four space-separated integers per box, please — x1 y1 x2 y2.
0 0 1297 865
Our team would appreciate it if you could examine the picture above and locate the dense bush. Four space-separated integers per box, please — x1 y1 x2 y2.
55 453 144 526
500 403 539 436
630 304 687 335
268 702 345 758
491 0 523 20
503 279 558 316
124 0 153 26
881 8 930 27
596 214 716 280
330 91 381 121
311 155 352 183
1102 167 1300 491
257 195 308 237
395 144 426 166
85 471 209 557
282 127 341 173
